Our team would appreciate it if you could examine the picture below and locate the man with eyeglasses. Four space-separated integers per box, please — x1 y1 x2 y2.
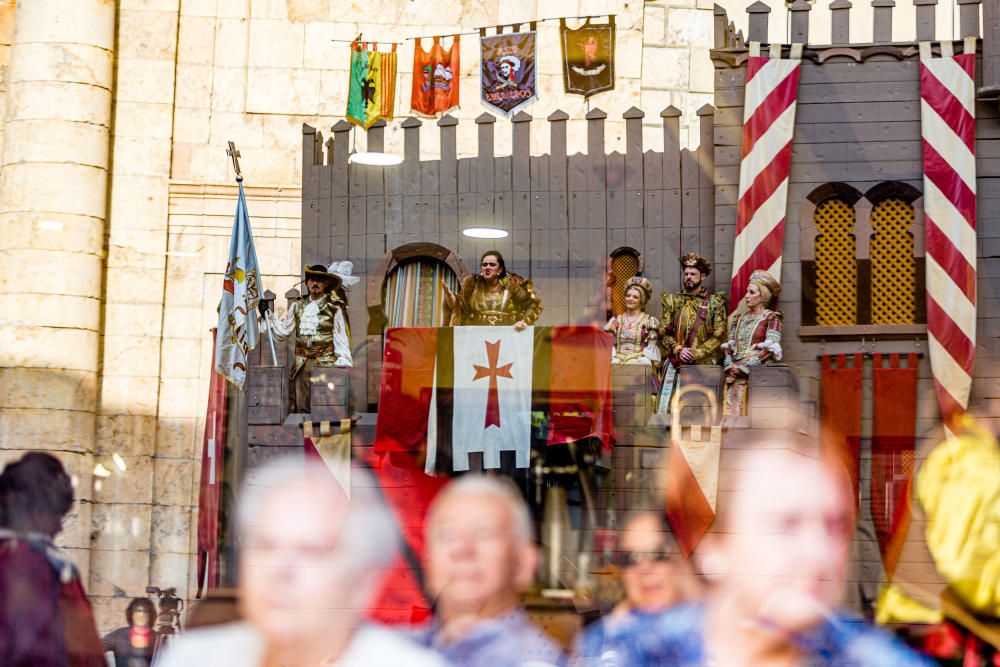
572 510 700 666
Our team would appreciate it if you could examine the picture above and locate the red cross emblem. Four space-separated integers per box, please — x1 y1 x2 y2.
473 339 513 428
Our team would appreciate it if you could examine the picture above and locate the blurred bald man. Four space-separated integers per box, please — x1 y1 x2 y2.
624 448 933 666
158 460 447 667
414 475 564 667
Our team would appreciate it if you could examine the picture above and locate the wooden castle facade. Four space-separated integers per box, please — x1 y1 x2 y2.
233 0 999 613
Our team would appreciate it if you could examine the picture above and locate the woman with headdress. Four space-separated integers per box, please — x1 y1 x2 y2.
445 250 542 329
604 276 661 366
722 270 783 417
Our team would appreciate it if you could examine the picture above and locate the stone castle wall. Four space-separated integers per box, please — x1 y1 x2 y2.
0 0 722 631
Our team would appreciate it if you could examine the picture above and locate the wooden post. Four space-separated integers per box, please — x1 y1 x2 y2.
913 0 937 41
714 4 729 49
329 120 351 264
438 114 459 252
661 106 682 293
830 0 852 44
872 0 895 43
697 105 716 292
746 1 771 44
788 0 811 43
547 110 570 324
400 117 422 245
958 0 983 39
511 111 532 276
977 0 999 99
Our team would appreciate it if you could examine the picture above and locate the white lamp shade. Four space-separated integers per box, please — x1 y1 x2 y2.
462 227 509 239
349 151 403 166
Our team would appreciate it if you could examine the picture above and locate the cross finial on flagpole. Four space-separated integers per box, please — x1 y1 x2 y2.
227 141 243 182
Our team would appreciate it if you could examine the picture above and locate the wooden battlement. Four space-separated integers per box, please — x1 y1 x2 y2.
711 0 1000 100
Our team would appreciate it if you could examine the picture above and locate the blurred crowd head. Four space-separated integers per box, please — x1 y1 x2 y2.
617 509 698 612
237 459 397 645
0 452 73 537
705 448 854 634
425 475 538 616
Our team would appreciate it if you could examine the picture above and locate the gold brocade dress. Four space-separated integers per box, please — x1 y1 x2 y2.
450 273 543 326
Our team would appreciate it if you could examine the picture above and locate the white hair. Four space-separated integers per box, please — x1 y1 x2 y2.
238 457 399 571
429 474 534 544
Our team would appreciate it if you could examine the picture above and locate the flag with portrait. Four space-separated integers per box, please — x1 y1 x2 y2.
560 16 616 97
480 26 537 117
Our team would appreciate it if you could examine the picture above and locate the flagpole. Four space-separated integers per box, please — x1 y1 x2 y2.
227 140 279 367
263 311 279 366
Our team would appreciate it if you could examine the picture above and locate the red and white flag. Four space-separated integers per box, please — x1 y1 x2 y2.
920 38 978 431
664 385 721 557
303 419 351 499
431 326 535 471
374 326 615 473
197 330 228 598
729 42 803 311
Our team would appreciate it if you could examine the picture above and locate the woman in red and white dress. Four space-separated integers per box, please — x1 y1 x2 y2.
722 270 783 416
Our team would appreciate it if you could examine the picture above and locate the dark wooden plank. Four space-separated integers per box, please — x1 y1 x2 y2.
606 153 625 230
366 195 384 235
512 113 532 192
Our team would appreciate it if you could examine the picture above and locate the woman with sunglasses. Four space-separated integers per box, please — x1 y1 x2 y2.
572 510 700 666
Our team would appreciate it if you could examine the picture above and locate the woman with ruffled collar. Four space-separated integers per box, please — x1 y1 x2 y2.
722 270 783 417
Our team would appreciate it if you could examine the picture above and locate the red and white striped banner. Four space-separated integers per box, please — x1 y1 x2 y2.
730 42 803 312
920 38 978 429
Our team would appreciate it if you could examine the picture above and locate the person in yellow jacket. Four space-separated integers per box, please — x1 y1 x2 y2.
877 415 999 657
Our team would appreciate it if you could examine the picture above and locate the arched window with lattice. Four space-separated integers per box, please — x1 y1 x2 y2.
814 197 858 325
607 247 642 318
800 182 925 335
870 198 916 324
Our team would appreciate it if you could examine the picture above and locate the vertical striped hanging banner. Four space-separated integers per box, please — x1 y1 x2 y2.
919 38 978 430
729 42 803 312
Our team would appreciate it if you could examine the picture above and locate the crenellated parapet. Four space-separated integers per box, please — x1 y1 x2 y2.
712 0 985 69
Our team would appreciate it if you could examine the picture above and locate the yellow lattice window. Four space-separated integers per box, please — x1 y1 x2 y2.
814 198 857 325
871 198 916 324
609 250 641 317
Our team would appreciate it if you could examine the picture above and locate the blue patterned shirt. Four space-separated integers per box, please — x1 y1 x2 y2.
574 603 933 667
411 609 565 667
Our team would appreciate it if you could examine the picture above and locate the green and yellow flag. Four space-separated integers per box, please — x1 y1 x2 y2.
346 42 397 129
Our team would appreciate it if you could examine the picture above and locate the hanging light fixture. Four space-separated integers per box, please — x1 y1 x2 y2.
462 227 509 239
347 124 402 166
349 151 402 166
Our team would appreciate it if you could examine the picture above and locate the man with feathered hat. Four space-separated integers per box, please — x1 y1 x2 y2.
655 253 728 415
267 262 357 413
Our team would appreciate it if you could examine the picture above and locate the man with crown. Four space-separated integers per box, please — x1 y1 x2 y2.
655 253 728 415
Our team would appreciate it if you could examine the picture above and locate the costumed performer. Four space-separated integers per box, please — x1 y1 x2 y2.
445 250 542 330
722 269 782 417
267 262 355 413
604 276 661 366
655 252 727 415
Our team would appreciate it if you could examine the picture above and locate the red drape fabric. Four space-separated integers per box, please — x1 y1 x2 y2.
820 353 864 510
871 352 918 579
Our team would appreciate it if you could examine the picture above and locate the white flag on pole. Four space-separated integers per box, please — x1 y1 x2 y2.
215 182 262 389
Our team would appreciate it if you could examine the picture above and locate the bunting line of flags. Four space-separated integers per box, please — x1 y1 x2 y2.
347 16 617 127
